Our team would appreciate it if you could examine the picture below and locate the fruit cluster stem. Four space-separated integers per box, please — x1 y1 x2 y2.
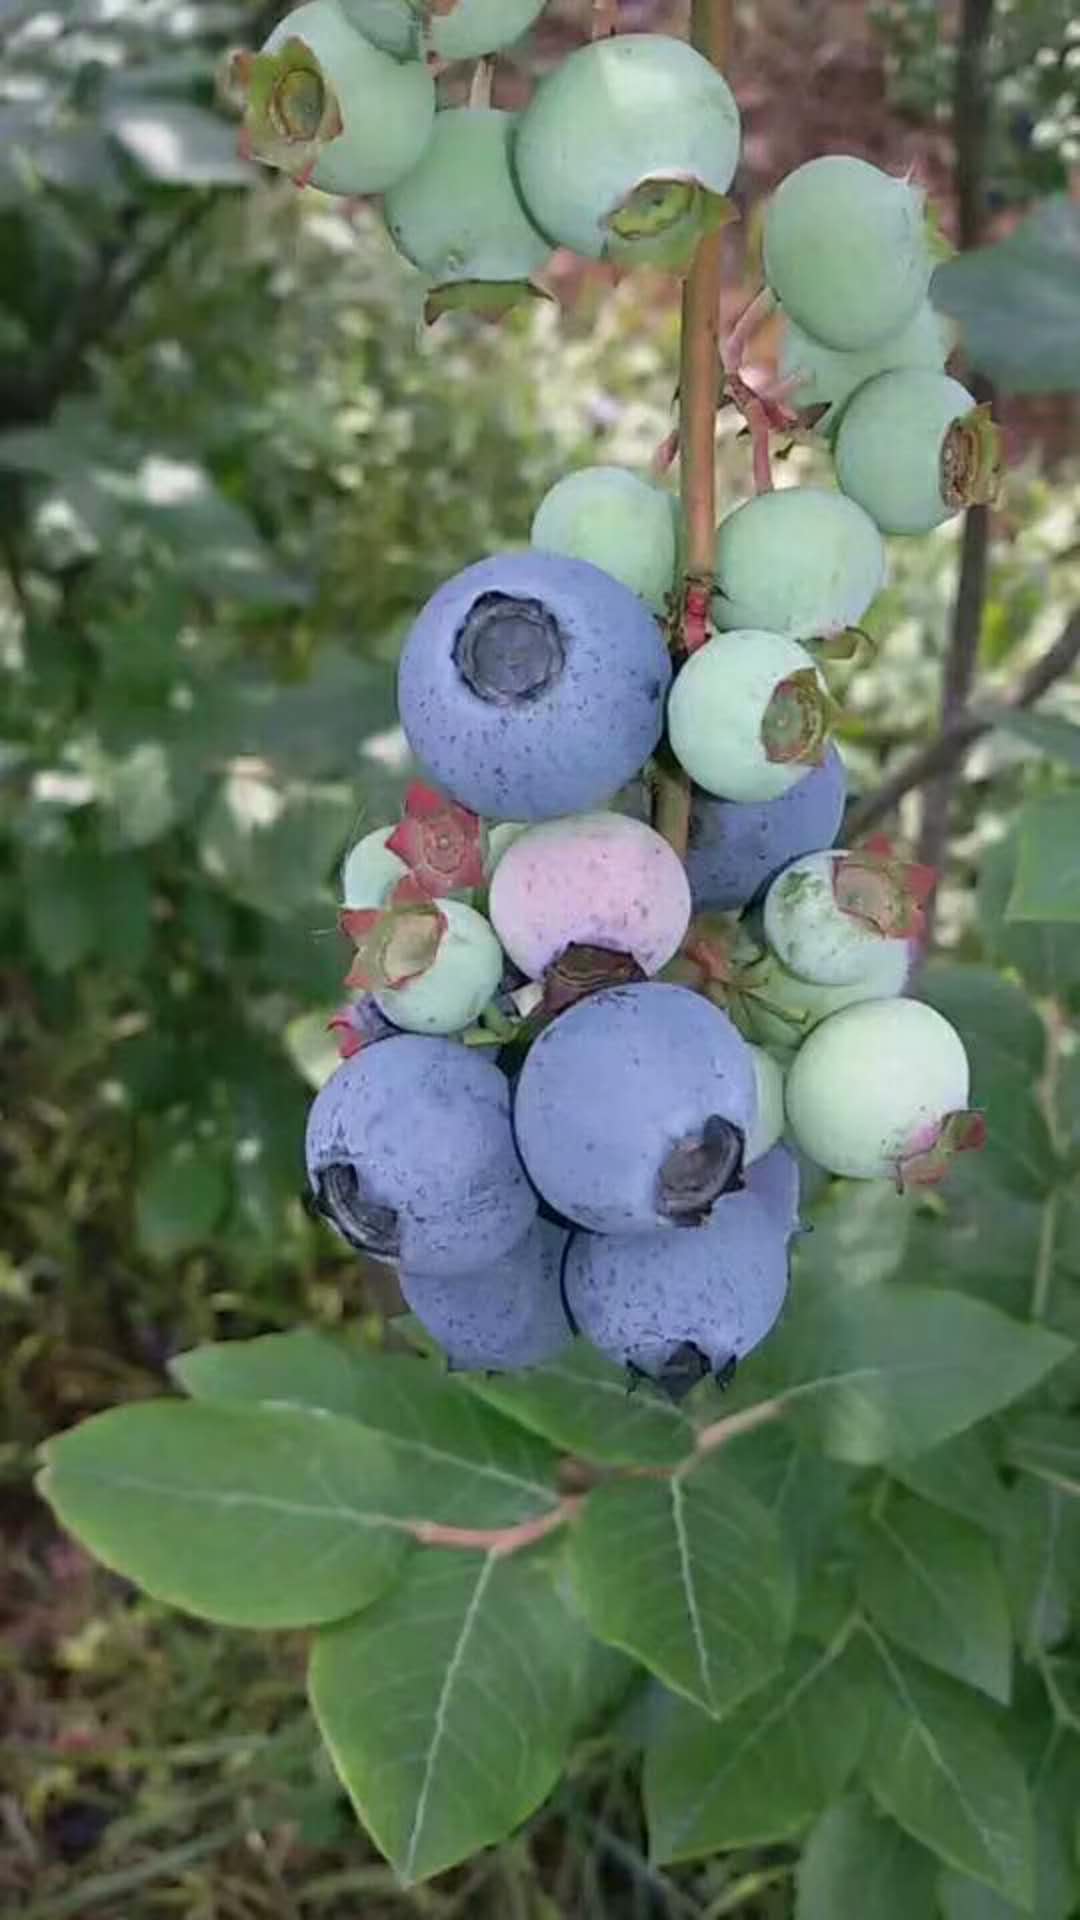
653 0 734 862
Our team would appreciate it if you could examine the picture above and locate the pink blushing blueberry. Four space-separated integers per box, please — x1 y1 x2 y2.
488 811 692 979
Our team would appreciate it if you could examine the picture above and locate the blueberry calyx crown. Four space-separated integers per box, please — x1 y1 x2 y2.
940 403 1003 512
658 1113 746 1226
311 1163 401 1259
453 592 567 704
760 667 835 766
541 943 647 1021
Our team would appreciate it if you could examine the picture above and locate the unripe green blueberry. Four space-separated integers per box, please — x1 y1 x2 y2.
373 899 502 1034
745 1045 785 1164
713 488 886 640
834 370 1003 535
762 849 927 988
531 467 677 614
383 109 550 298
246 0 435 194
763 156 932 351
339 0 546 61
484 821 529 878
779 299 953 438
668 630 833 804
341 826 407 908
514 34 740 268
785 996 984 1186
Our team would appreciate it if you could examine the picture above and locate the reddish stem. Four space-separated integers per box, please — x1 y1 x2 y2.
409 1499 580 1557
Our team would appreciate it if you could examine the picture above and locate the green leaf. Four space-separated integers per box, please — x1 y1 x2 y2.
938 1728 1080 1920
1006 1414 1080 1495
931 198 1080 393
644 1636 868 1864
771 1285 1071 1465
21 848 98 973
1000 1478 1080 1655
568 1456 795 1717
920 963 1056 1200
793 1177 912 1297
857 1491 1013 1701
796 1794 937 1920
106 101 256 187
993 710 1080 771
863 1641 1034 1909
724 1421 856 1578
134 1139 229 1260
1008 796 1080 924
461 1338 695 1468
198 771 354 919
310 1547 587 1884
978 835 1080 999
890 1429 1007 1535
38 1401 410 1628
173 1335 559 1529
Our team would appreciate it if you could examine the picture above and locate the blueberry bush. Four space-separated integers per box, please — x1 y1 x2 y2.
5 0 1080 1912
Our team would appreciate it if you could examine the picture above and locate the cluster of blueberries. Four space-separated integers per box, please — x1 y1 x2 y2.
228 2 996 1394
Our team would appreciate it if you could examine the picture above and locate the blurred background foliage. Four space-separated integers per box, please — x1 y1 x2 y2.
1 0 1079 1914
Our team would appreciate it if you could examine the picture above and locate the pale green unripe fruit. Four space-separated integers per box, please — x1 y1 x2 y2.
339 0 545 60
763 155 931 351
531 467 677 613
484 821 528 878
779 300 953 438
514 34 740 265
341 826 407 908
668 629 832 804
713 488 886 639
383 109 550 289
263 1 434 196
785 997 971 1181
373 900 503 1034
745 1046 785 1164
834 370 996 535
763 850 911 988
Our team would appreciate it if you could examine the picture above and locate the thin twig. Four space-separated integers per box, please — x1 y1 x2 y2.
846 606 1080 838
409 1498 580 1556
915 0 996 888
693 1395 785 1457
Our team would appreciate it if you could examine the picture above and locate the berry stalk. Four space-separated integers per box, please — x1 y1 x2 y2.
655 0 733 860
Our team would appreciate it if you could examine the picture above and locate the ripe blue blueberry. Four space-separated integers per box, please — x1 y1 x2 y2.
744 1142 801 1239
305 1036 535 1273
513 983 757 1234
686 744 847 912
563 1184 790 1394
400 1218 572 1372
397 550 671 821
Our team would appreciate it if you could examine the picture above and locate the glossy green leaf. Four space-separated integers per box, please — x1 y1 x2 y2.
858 1492 1012 1701
1008 795 1080 923
1006 1413 1080 1494
569 1456 795 1716
994 709 1080 770
796 1794 937 1920
310 1547 586 1884
173 1335 559 1529
931 199 1080 392
978 835 1080 998
920 963 1056 1199
106 101 256 188
864 1642 1034 1908
38 1400 411 1627
1000 1477 1080 1655
772 1285 1071 1465
725 1421 856 1578
645 1637 868 1863
461 1337 695 1468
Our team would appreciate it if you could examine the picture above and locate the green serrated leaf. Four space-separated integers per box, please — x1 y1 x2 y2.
461 1338 695 1468
1008 796 1080 924
569 1455 795 1717
645 1636 868 1864
38 1401 411 1628
796 1794 938 1920
771 1285 1072 1465
858 1491 1013 1701
310 1547 587 1884
173 1335 559 1529
863 1639 1034 1908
